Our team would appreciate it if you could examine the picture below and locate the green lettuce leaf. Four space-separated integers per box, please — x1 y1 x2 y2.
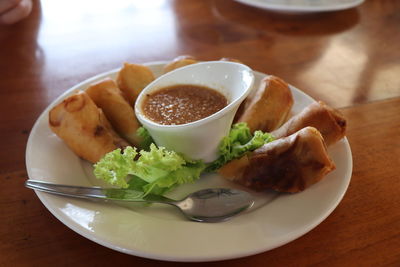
94 123 272 197
93 144 205 196
205 122 274 172
93 146 139 188
136 126 154 151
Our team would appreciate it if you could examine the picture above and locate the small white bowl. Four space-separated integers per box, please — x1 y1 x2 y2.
135 61 254 163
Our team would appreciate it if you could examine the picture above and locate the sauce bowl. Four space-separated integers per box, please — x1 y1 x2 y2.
135 61 255 162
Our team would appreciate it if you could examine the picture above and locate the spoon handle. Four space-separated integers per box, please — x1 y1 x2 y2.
25 180 174 203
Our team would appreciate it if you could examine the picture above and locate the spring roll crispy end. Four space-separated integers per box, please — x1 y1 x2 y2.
237 76 294 133
219 57 243 64
272 101 346 146
163 55 198 73
219 127 335 193
116 63 155 106
49 91 129 163
86 78 142 146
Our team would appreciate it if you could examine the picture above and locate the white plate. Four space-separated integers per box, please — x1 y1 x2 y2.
234 0 364 13
26 62 352 262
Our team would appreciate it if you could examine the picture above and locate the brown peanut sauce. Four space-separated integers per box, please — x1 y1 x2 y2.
142 84 227 125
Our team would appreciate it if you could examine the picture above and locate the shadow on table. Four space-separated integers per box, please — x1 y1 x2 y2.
211 0 360 36
171 0 359 64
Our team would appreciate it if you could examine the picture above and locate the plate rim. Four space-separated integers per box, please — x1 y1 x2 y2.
234 0 364 12
26 62 353 262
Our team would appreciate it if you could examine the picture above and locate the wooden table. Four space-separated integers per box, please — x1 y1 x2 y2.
1 0 399 265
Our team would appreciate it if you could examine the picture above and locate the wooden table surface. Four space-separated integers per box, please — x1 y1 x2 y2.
1 0 399 265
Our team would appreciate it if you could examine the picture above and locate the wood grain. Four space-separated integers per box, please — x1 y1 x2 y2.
0 0 400 265
0 0 400 173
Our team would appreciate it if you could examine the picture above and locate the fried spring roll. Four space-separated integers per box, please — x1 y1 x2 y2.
49 91 129 163
272 101 346 146
219 57 243 64
116 63 155 105
86 78 142 147
219 127 335 193
163 55 198 73
237 76 294 133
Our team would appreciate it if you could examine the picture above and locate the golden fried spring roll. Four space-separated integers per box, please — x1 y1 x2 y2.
219 127 335 193
163 55 198 73
116 63 155 105
219 57 243 64
272 101 346 146
49 91 129 163
237 76 293 133
86 78 142 147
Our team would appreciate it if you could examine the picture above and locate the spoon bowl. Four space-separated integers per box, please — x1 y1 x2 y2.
174 188 254 222
25 180 254 222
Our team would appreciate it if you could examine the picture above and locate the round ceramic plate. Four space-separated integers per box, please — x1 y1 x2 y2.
234 0 364 12
26 62 352 262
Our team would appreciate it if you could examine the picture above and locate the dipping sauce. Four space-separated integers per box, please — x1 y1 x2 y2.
142 84 228 125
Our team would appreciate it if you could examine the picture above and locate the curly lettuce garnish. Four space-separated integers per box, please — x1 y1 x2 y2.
94 123 273 197
136 126 154 151
205 123 274 172
94 144 205 196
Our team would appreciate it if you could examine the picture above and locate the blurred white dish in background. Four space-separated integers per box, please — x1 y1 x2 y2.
234 0 364 13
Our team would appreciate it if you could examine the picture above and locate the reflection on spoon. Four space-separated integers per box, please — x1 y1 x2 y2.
25 180 254 222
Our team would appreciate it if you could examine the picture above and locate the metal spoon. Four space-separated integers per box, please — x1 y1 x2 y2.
25 180 254 222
